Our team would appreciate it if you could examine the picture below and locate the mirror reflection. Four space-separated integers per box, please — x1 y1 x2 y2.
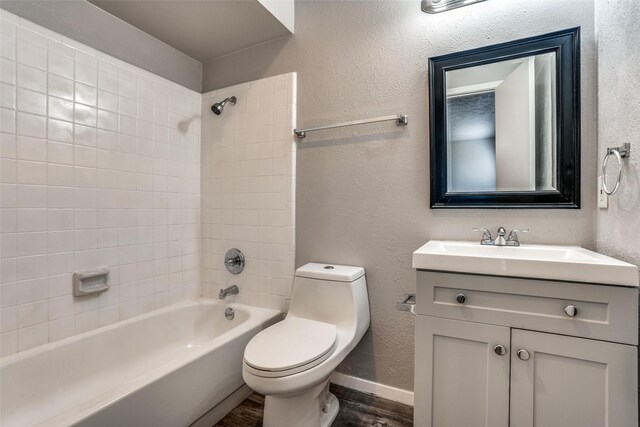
446 53 556 193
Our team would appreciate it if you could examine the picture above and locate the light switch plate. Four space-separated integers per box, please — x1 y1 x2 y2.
598 176 608 209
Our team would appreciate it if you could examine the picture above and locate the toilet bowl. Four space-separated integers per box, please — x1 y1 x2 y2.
242 263 370 427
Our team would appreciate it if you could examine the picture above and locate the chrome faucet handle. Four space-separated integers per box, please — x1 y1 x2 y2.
224 248 244 274
473 228 493 245
507 229 529 246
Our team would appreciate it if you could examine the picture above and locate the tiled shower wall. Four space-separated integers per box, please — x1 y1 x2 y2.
201 73 296 311
0 11 201 356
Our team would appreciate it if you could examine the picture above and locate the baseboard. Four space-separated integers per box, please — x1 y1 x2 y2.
330 372 414 407
190 384 253 427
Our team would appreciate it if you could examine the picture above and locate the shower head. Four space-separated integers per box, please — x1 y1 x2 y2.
211 96 237 115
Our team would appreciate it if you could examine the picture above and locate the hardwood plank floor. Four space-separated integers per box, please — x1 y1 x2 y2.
214 384 413 427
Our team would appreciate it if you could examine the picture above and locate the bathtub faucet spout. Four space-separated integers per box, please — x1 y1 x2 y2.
219 285 239 299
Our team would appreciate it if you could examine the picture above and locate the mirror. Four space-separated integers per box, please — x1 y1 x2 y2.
429 28 580 208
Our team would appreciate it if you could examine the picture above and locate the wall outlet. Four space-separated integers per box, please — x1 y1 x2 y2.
598 176 608 209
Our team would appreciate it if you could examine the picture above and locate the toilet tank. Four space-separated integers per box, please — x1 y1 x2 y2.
288 263 370 335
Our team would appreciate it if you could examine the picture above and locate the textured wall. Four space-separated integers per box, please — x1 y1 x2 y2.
595 2 640 398
0 10 201 356
595 0 640 276
203 0 598 392
201 73 296 311
0 0 202 91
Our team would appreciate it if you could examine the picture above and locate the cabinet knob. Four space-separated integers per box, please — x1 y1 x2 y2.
455 293 466 304
517 349 530 361
494 344 507 356
564 305 578 317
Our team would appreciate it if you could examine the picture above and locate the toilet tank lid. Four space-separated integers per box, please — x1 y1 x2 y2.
295 263 365 282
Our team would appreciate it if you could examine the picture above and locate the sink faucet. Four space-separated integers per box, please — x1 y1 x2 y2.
494 227 507 246
473 227 529 246
219 284 239 299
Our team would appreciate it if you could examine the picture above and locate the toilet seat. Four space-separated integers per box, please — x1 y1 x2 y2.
244 317 337 378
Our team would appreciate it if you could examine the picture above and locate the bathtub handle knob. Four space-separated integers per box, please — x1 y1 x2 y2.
224 248 245 274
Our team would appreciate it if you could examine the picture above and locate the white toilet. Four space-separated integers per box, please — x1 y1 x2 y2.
242 263 370 427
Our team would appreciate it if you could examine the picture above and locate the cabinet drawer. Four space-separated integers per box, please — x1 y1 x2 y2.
416 271 638 345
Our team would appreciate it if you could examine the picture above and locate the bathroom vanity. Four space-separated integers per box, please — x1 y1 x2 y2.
412 241 639 427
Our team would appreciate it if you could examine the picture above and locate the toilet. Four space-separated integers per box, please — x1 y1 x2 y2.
242 263 370 427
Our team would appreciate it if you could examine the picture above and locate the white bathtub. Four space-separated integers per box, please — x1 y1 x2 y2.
0 299 281 427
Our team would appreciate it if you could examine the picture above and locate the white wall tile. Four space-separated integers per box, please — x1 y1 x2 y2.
75 82 97 107
16 88 46 116
1 306 17 333
16 277 47 305
201 73 296 309
47 118 73 143
49 96 73 122
16 136 46 162
75 62 97 87
1 11 201 356
0 330 18 357
17 40 46 70
17 322 47 351
17 299 48 328
0 58 16 86
98 70 118 94
16 160 46 184
48 74 73 100
48 315 75 341
0 35 16 62
48 51 74 79
16 112 45 138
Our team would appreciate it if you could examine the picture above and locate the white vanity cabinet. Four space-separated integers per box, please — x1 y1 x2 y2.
509 329 637 427
414 271 639 427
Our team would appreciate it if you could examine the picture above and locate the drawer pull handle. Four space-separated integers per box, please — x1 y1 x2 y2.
564 305 578 317
494 345 507 356
517 349 530 361
455 293 466 304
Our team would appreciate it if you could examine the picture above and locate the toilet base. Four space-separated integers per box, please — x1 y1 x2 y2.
320 392 339 427
262 378 339 427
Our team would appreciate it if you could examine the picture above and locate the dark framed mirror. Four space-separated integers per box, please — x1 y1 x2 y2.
429 28 580 208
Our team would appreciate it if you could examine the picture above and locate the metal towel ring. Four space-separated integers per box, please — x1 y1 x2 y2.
601 143 631 195
602 149 622 195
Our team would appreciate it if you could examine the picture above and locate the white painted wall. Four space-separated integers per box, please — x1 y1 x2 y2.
200 73 296 311
258 0 294 33
595 0 640 399
0 10 202 356
595 3 640 277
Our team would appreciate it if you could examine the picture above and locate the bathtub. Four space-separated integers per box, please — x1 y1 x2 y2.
0 299 281 427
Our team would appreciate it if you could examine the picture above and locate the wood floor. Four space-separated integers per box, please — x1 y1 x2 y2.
214 384 413 427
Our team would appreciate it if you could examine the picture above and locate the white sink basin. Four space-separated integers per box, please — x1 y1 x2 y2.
413 241 639 287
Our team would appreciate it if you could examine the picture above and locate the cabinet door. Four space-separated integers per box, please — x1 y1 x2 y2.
510 329 638 427
414 316 510 427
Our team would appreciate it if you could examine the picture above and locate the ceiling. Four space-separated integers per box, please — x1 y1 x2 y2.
88 0 292 62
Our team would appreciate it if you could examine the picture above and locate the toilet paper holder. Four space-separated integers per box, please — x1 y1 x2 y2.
396 293 416 315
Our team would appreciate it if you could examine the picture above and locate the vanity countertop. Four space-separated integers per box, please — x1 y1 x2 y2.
413 240 639 287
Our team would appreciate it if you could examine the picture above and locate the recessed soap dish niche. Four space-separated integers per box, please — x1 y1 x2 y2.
73 268 110 297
